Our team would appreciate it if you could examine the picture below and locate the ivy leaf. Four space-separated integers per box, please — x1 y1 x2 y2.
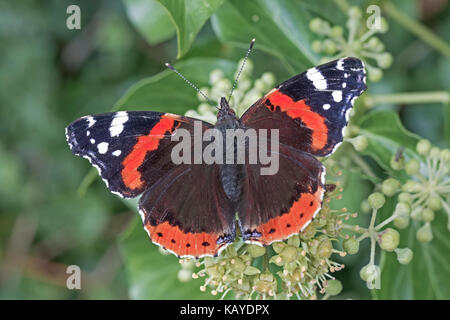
378 210 450 299
119 218 212 299
358 110 422 174
156 0 225 58
211 0 318 74
123 0 176 45
115 57 235 114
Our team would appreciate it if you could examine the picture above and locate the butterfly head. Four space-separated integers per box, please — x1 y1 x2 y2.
217 97 236 121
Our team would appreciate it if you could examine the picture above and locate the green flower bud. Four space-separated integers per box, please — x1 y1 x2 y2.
427 196 442 211
309 18 326 34
272 241 287 254
410 206 423 221
269 254 284 267
326 279 343 296
229 257 246 273
381 178 401 197
395 248 413 264
300 223 316 240
430 147 441 159
402 180 421 193
368 67 383 82
177 269 193 282
243 265 261 276
377 52 393 69
378 17 389 33
360 264 380 282
360 199 371 214
280 246 298 263
312 40 322 53
209 69 224 85
405 159 420 176
287 235 300 247
261 72 275 87
247 244 266 258
379 228 400 252
394 215 410 229
368 192 385 209
343 237 359 254
317 237 333 259
398 192 412 204
394 202 411 217
349 135 368 152
416 223 433 243
330 25 344 38
237 78 251 91
441 149 450 162
323 39 337 55
366 37 384 52
254 79 266 92
416 139 431 155
421 208 435 222
348 6 362 19
390 155 404 170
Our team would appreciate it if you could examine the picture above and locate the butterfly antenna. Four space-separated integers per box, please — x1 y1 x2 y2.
165 63 217 108
227 38 256 103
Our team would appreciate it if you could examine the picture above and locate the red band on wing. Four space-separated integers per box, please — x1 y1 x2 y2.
145 221 226 258
247 188 324 245
266 90 328 151
121 114 180 190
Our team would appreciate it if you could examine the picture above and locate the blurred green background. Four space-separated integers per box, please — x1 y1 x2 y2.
0 0 448 299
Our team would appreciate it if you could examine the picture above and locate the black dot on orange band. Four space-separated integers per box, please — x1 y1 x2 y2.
202 242 210 247
286 224 291 228
186 243 191 247
310 201 314 206
269 228 276 234
300 213 304 218
157 232 163 237
171 239 176 243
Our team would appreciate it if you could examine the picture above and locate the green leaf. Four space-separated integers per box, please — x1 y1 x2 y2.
211 0 319 74
115 57 235 113
378 211 450 299
156 0 225 58
123 0 176 45
119 218 212 299
444 102 450 143
358 111 422 173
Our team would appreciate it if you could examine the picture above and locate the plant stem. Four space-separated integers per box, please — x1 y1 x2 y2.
383 1 450 58
349 148 378 179
366 91 450 107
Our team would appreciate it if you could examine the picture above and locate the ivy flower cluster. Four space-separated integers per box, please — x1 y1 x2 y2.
388 140 450 240
309 6 392 82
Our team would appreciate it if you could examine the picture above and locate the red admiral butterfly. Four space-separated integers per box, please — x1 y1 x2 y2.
66 51 366 258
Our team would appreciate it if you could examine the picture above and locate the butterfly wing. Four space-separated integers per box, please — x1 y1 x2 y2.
66 111 236 257
238 143 325 245
240 57 366 156
236 57 366 245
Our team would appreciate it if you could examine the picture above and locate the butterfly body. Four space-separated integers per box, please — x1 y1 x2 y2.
66 57 367 258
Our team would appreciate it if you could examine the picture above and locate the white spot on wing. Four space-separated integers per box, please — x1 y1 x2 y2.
97 142 109 154
87 116 96 128
323 104 331 110
342 82 347 88
110 111 129 137
332 91 343 102
86 131 90 136
306 67 327 90
336 59 345 71
90 138 95 144
112 150 122 157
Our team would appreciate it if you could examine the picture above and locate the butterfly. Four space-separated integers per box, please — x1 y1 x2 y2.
66 56 366 258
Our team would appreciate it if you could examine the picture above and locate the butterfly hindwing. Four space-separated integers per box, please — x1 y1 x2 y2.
241 57 367 157
238 143 325 245
139 163 236 258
